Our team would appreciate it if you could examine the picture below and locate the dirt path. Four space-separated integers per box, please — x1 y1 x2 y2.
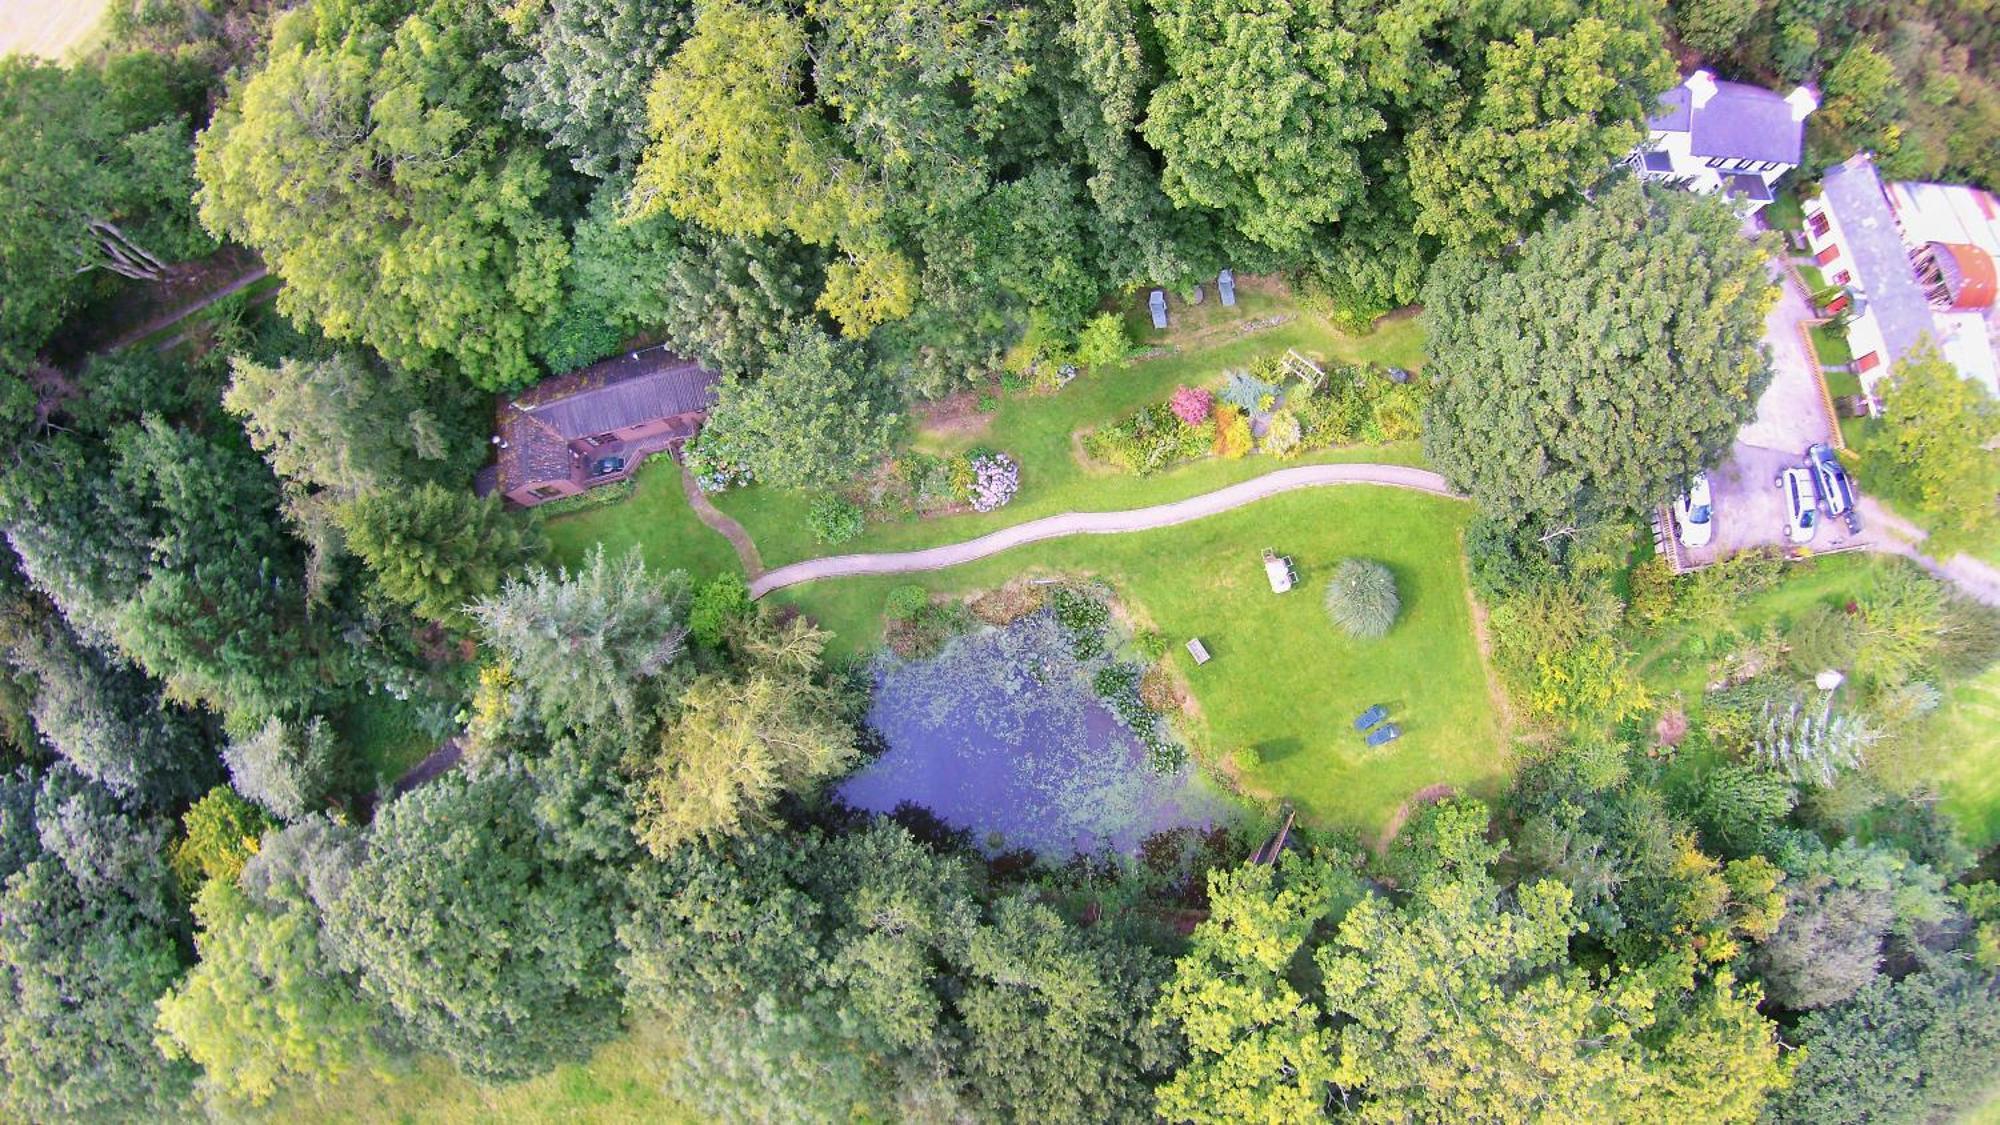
1859 497 2000 606
749 463 1459 597
682 467 765 579
104 264 270 352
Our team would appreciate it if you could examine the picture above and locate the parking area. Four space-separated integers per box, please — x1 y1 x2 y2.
1665 260 1885 568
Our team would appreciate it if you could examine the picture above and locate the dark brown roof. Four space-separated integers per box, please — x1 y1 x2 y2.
491 346 720 494
513 346 719 440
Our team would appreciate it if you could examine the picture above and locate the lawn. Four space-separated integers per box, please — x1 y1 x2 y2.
774 486 1505 844
0 0 109 59
543 458 740 580
1919 663 2000 849
714 303 1428 569
253 1018 694 1124
1765 188 1805 233
1808 322 1853 368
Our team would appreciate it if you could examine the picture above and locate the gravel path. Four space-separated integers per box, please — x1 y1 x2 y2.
749 463 1459 598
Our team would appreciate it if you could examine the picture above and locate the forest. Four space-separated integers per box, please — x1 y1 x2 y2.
1 0 1998 1120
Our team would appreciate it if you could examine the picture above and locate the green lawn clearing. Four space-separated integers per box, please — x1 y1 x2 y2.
543 458 740 581
1765 189 1805 233
1921 663 2000 849
337 692 438 788
1808 322 1853 368
253 1017 693 1124
715 303 1427 569
774 486 1504 844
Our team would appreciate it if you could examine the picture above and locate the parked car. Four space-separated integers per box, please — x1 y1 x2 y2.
1809 443 1862 533
1779 466 1818 544
1674 472 1715 548
590 456 626 478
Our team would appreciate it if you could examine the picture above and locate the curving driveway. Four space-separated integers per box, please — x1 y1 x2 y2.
749 463 1460 597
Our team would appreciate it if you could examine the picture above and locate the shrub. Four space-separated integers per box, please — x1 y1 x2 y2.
1324 559 1400 638
976 393 998 412
1370 383 1423 442
1787 603 1859 675
1085 403 1211 474
1169 385 1213 426
807 494 865 544
1262 409 1302 459
967 453 1020 512
884 585 931 622
1219 369 1279 412
1135 629 1170 661
1075 312 1130 368
966 583 1046 626
1213 405 1252 459
1628 556 1677 625
688 574 751 649
1232 747 1262 773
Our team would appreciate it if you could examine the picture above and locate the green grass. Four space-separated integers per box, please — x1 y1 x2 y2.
542 458 740 580
1765 189 1806 233
1809 322 1854 368
336 693 438 788
1796 263 1829 294
251 1018 693 1124
774 486 1504 843
0 0 111 59
1922 663 2000 849
716 306 1428 569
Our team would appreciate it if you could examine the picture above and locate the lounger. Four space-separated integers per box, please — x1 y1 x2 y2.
1353 705 1387 732
1364 723 1402 748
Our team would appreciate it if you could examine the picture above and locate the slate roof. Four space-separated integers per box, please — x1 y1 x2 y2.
494 346 720 493
514 347 719 440
1821 153 1937 366
1649 76 1806 165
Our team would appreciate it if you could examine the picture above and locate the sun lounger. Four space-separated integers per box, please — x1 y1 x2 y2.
1353 705 1387 731
1364 723 1402 748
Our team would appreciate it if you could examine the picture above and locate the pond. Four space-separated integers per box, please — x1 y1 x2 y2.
838 610 1237 858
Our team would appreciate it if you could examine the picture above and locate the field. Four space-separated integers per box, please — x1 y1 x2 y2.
0 0 109 59
775 486 1506 844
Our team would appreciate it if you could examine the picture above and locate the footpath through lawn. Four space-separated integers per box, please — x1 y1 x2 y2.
773 486 1505 843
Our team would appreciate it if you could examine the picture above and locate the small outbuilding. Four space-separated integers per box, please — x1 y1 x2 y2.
1262 549 1295 594
1149 289 1168 330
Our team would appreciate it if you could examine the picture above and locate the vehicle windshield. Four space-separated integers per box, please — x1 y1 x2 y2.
1689 504 1711 523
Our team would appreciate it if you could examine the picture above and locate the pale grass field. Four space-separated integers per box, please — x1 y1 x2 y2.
0 0 111 60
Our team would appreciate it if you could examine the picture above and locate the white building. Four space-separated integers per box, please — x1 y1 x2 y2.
1801 153 1999 397
1629 70 1817 215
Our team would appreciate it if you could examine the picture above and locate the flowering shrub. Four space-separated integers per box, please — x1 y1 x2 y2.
1083 404 1211 474
1213 405 1253 459
1263 409 1302 459
968 453 1020 512
1169 385 1213 426
684 430 755 492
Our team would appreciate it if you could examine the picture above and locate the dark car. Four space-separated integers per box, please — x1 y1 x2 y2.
590 456 626 478
1809 443 1862 533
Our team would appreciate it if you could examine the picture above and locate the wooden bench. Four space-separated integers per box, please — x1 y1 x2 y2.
1186 638 1211 665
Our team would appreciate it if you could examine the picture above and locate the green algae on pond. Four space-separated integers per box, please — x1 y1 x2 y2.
838 612 1237 857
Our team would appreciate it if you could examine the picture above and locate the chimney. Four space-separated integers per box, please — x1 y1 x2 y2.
1688 70 1719 111
1786 85 1819 123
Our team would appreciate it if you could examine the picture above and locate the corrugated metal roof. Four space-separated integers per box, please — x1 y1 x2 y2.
1821 153 1937 366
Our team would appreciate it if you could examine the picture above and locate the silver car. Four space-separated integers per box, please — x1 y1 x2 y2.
1780 466 1818 545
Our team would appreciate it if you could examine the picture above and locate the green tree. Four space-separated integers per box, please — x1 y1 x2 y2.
687 574 752 650
337 483 545 629
699 325 901 489
1672 0 1764 59
1779 964 2000 1124
170 786 274 891
1407 20 1672 251
223 714 339 821
635 619 858 854
154 878 378 1107
328 768 623 1080
468 546 689 728
195 3 569 389
491 0 692 177
1141 0 1383 254
1811 42 1904 164
1422 180 1773 526
1152 851 1357 1122
1868 344 2000 538
0 57 214 367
